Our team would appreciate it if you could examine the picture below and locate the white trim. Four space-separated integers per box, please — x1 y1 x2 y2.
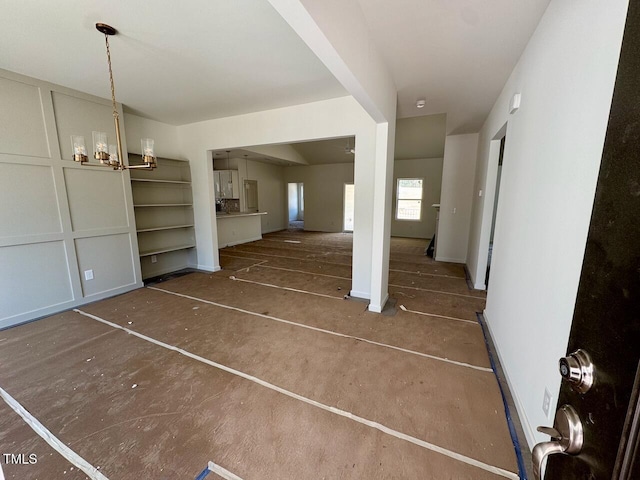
196 264 221 273
74 308 518 479
483 310 535 450
349 290 370 300
367 293 389 313
434 256 467 264
0 282 141 330
219 236 263 248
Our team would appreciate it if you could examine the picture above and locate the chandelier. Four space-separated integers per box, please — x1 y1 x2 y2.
71 23 156 170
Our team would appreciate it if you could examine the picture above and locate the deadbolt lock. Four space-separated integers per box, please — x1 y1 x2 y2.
559 349 594 393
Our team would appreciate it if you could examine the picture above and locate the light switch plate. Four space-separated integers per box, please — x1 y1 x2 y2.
84 269 94 281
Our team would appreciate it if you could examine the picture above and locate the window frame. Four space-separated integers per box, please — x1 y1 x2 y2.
395 177 424 222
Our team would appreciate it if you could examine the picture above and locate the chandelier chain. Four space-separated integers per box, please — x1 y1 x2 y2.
104 34 119 120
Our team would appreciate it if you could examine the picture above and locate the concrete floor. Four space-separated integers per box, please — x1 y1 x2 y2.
0 232 520 479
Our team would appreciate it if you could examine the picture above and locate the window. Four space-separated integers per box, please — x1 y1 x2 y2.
396 178 423 221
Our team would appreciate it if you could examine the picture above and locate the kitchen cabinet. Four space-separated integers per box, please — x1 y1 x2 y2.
214 170 239 199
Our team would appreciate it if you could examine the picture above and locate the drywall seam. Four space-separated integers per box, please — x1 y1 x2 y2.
74 308 517 479
145 287 492 372
0 386 109 480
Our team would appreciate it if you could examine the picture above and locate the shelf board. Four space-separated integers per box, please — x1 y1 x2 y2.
139 244 196 257
137 224 194 233
131 178 191 184
134 203 193 208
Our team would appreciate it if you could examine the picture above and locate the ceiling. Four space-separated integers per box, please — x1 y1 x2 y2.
0 0 346 125
291 138 356 165
1 0 551 132
356 0 551 132
212 136 356 166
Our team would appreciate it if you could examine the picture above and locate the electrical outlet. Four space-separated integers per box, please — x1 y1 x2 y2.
151 255 157 264
542 388 553 418
84 269 94 281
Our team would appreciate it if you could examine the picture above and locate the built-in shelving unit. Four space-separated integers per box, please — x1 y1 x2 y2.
130 155 196 280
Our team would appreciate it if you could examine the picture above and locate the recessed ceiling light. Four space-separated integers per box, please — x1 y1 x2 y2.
416 99 426 109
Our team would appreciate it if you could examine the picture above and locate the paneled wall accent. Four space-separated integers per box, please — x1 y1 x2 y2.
0 69 143 329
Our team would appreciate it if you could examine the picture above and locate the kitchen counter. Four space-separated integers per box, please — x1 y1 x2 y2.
216 211 267 219
216 211 267 247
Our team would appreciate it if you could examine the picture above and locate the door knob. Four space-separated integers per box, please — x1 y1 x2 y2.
559 349 594 393
532 404 583 480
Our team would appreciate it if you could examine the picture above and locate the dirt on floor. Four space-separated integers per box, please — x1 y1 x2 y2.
0 233 516 480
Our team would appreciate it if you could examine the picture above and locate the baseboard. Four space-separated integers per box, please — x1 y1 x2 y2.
196 264 221 273
0 281 142 331
483 309 537 451
262 227 285 234
368 293 389 313
435 256 466 263
349 290 370 300
465 263 487 290
220 236 262 248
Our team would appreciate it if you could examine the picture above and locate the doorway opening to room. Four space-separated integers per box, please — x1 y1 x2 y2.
486 135 506 286
343 183 355 232
287 182 304 230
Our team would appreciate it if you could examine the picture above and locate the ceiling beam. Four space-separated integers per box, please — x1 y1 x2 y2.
267 0 397 124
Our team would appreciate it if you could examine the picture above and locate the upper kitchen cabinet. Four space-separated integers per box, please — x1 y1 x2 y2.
214 170 239 199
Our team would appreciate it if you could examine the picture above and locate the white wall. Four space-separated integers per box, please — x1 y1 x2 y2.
391 158 443 239
284 163 354 232
436 134 478 263
124 113 183 159
466 0 629 448
0 70 143 328
177 96 382 300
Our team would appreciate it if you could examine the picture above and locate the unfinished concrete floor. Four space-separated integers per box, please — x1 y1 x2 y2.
0 232 519 479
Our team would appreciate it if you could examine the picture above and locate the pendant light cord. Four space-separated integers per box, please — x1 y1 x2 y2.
104 34 119 121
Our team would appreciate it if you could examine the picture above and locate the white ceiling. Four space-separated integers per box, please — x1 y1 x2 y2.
212 136 356 166
356 0 551 133
1 0 551 133
0 0 346 125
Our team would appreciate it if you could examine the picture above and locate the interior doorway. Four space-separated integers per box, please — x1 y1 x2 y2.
344 183 355 232
486 136 506 286
287 182 304 230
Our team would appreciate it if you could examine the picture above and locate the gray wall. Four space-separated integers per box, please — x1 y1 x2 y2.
284 163 354 232
0 70 142 328
390 157 443 239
